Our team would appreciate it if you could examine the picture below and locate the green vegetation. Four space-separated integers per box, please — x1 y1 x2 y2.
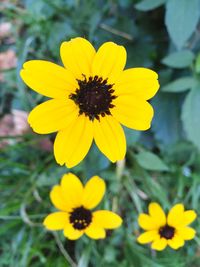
1 0 200 266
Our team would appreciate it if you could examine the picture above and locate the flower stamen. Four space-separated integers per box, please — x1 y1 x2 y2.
159 225 175 239
69 206 92 230
69 74 116 121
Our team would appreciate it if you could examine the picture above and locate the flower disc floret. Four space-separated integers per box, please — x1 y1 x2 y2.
69 75 116 120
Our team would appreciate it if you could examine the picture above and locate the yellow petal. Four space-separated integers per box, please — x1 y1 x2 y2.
60 37 96 79
43 212 69 230
60 173 83 210
137 230 159 244
151 237 167 251
82 176 105 209
149 202 166 227
114 68 159 100
93 116 126 162
20 60 77 98
92 210 122 229
85 224 106 239
167 204 184 227
54 115 93 167
50 185 71 211
177 227 196 240
111 95 154 130
182 210 197 226
167 235 184 249
28 99 78 134
92 42 126 83
138 214 157 230
63 223 83 240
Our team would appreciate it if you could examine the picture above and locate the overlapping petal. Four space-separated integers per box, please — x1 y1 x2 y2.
60 173 84 210
167 204 184 227
20 60 77 98
138 214 157 230
60 37 96 79
137 230 159 244
64 223 84 240
92 210 122 229
43 212 69 230
50 185 71 211
92 42 126 83
93 116 126 163
85 224 106 239
54 115 93 168
177 227 196 240
167 235 184 249
82 176 105 209
181 210 197 226
114 68 159 100
151 238 167 251
112 95 154 130
148 202 166 227
28 99 78 134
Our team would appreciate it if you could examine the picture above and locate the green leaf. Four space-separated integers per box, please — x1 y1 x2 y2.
123 127 140 147
162 77 197 92
135 0 166 11
135 151 169 171
165 0 200 49
182 85 200 150
195 53 200 73
162 50 195 68
152 94 183 145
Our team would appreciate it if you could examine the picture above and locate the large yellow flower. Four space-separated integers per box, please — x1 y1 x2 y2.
137 202 197 251
43 173 122 240
20 37 159 168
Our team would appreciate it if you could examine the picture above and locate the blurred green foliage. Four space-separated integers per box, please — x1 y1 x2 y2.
1 0 200 266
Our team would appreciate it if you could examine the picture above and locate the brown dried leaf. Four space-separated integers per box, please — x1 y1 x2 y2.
0 49 17 70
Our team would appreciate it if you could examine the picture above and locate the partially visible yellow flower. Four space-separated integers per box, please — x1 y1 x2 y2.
43 173 122 240
137 202 197 251
20 37 159 168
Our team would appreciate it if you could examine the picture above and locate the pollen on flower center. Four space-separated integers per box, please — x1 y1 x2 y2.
69 206 92 230
159 225 175 239
69 74 116 120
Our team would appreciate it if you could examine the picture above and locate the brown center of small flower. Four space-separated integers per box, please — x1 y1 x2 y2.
69 74 116 121
69 206 92 230
159 225 175 239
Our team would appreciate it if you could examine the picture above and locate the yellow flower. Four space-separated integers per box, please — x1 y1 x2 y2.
20 37 159 168
43 173 122 240
137 202 197 251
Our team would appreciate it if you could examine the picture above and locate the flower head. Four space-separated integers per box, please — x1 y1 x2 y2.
137 202 197 251
20 37 159 167
43 173 122 240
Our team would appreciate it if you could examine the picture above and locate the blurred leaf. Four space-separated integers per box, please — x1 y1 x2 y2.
152 94 183 145
195 53 200 73
165 0 200 49
123 127 140 147
162 77 197 92
135 0 166 11
162 50 195 68
25 0 54 20
135 151 169 171
182 84 200 150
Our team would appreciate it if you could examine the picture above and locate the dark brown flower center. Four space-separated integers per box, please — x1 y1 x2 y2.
69 206 92 230
69 74 116 121
159 225 175 239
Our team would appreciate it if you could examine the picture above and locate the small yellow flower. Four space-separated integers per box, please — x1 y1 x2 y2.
20 37 159 168
137 202 197 251
43 173 122 240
